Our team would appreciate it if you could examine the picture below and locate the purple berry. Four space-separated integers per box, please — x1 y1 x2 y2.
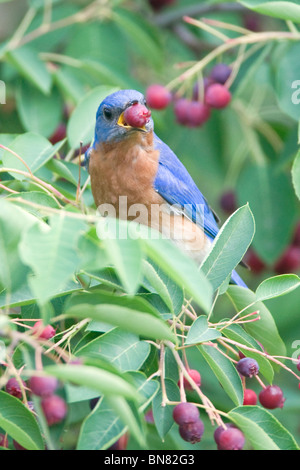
172 402 199 425
41 394 67 426
29 375 58 397
179 419 204 443
210 63 232 84
217 426 245 450
5 377 26 399
236 357 259 378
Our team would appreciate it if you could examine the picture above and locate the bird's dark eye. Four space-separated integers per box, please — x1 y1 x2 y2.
103 107 113 120
143 98 147 106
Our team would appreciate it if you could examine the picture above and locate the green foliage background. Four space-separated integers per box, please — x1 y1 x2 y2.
0 0 300 451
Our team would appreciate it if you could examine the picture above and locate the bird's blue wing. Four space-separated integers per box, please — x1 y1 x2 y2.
153 133 219 241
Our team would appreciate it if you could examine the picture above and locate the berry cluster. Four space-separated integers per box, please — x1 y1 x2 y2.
173 402 204 444
1 321 67 449
146 63 232 129
236 356 285 409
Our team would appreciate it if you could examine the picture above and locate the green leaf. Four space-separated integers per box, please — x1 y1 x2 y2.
229 405 300 450
0 200 38 292
44 364 140 402
142 260 174 313
227 286 286 357
140 226 213 313
6 47 52 94
76 328 150 372
1 132 65 179
275 43 300 121
198 344 243 406
292 150 300 200
97 218 144 295
0 391 44 450
240 0 300 22
152 379 180 440
19 213 86 305
237 164 297 264
201 204 255 291
221 323 274 383
256 274 300 301
67 85 119 149
63 303 176 343
16 80 63 138
185 316 222 345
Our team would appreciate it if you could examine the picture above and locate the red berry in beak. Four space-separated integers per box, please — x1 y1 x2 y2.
123 103 151 128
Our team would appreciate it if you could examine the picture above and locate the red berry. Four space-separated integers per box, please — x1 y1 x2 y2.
174 98 190 125
236 357 259 378
243 389 257 405
178 369 201 390
109 433 129 450
5 377 26 399
259 385 285 409
32 321 56 340
0 433 8 448
49 123 66 145
210 63 232 85
146 84 172 110
205 83 232 109
244 248 266 274
217 426 245 450
219 190 236 214
274 246 300 274
292 222 300 246
179 419 204 444
29 375 58 397
186 101 211 127
123 103 151 128
296 356 300 372
172 402 200 426
41 394 67 426
13 440 27 450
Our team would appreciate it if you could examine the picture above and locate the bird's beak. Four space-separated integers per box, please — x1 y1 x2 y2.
117 111 148 132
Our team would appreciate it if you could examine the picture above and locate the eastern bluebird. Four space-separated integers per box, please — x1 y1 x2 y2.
85 89 247 288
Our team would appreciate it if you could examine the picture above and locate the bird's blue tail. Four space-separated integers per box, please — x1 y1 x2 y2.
231 270 248 288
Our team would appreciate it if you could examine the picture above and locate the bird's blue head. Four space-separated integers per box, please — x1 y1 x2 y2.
84 89 154 171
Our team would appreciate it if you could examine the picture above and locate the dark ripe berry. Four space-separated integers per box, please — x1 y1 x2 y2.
174 98 210 127
185 101 211 127
217 426 245 450
214 423 236 445
259 385 284 409
244 248 266 274
238 351 246 359
172 402 200 426
210 63 232 85
179 419 204 444
274 246 300 274
29 375 58 397
109 433 129 450
146 84 172 110
0 433 8 448
49 123 66 145
174 98 191 125
145 409 154 423
297 356 300 372
90 397 100 410
236 357 259 378
32 321 56 340
5 377 26 399
292 222 300 246
13 440 27 450
243 388 257 405
205 83 232 109
148 0 175 11
123 103 151 128
219 190 236 214
178 369 201 390
41 394 67 426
